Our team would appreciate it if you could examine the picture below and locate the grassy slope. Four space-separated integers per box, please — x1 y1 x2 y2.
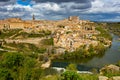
107 23 120 36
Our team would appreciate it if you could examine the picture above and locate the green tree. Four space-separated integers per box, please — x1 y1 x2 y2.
66 64 77 71
0 51 45 80
2 52 24 69
61 64 80 80
32 68 43 80
61 71 80 80
24 57 36 68
0 68 13 80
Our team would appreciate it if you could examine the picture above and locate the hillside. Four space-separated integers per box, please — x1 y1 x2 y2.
0 16 114 80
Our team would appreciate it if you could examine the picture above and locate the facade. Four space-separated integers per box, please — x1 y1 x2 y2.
68 16 79 22
0 18 33 29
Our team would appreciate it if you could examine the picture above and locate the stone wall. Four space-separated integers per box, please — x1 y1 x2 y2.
9 22 24 29
68 16 79 22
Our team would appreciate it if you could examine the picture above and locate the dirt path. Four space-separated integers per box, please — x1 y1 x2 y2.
2 45 16 50
4 37 46 45
41 60 51 69
9 30 23 39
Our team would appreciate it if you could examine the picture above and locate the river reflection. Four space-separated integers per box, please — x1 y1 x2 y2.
52 52 105 64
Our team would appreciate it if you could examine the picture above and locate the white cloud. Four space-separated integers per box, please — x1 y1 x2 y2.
32 2 61 11
0 0 120 21
89 0 120 13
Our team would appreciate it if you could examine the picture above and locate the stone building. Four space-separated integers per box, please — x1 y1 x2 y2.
0 18 33 29
68 16 79 22
0 20 4 29
5 18 22 22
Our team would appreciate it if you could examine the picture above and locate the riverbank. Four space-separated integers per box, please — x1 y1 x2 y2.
41 63 120 80
51 34 120 70
107 23 120 36
44 32 120 80
52 42 110 62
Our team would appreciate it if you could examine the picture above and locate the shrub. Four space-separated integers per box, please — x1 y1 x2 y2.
0 68 13 80
66 64 77 71
61 71 80 80
41 38 54 45
3 52 24 69
95 26 112 40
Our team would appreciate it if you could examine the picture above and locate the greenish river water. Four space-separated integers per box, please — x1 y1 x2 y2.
51 34 120 71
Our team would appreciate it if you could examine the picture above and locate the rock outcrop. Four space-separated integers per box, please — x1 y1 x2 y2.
99 76 108 80
100 64 120 75
112 76 120 80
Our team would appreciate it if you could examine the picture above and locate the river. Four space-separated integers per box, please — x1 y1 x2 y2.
51 34 120 71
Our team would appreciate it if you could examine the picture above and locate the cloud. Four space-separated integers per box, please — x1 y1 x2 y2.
33 0 95 3
88 0 120 13
0 0 10 2
0 0 120 22
0 4 32 19
32 0 94 10
32 2 61 11
0 0 94 20
0 0 16 6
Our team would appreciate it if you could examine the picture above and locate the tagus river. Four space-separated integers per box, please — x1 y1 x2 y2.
51 34 120 71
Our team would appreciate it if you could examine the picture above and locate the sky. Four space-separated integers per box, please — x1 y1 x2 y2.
0 0 120 22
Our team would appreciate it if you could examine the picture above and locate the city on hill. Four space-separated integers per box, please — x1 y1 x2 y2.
0 16 120 80
0 16 111 52
1 0 120 80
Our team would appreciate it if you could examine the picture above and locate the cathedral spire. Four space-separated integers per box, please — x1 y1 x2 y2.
32 14 35 20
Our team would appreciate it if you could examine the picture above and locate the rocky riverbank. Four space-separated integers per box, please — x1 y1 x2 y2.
99 64 120 80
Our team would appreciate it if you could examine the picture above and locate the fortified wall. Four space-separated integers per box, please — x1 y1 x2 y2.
0 18 34 30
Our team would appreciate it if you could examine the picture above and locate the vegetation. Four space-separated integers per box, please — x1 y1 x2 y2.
100 66 120 78
28 30 51 38
102 70 120 78
61 71 80 80
0 29 22 39
0 23 117 80
0 29 53 80
78 74 98 80
107 22 120 36
3 43 46 54
53 24 111 61
0 29 51 39
41 38 54 45
117 61 120 67
40 73 98 80
60 64 98 80
0 52 43 80
66 64 77 71
59 43 106 60
40 75 60 80
99 61 120 78
0 51 117 80
95 26 112 40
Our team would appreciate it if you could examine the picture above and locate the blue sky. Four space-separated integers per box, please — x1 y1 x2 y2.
0 0 120 22
17 0 32 6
